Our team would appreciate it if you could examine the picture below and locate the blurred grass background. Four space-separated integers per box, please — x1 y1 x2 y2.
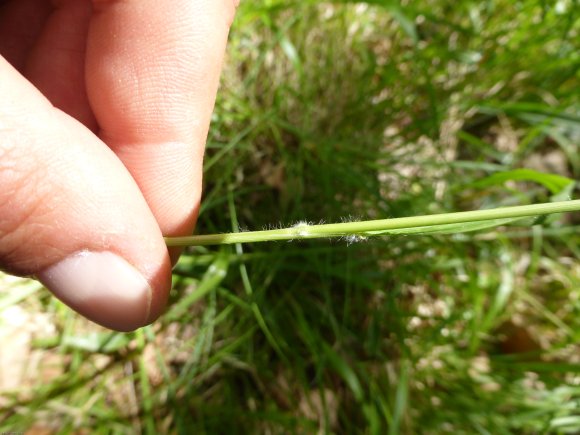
1 0 579 433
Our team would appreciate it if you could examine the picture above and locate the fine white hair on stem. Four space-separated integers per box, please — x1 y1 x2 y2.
344 234 368 245
341 214 361 223
292 221 311 237
263 222 279 231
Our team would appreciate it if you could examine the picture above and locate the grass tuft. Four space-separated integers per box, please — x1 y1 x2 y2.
1 0 579 433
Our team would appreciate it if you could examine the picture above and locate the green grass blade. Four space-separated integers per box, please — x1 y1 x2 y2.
366 217 521 235
390 360 410 435
164 253 229 321
469 169 575 195
323 343 364 402
166 200 580 246
137 328 156 435
0 277 43 310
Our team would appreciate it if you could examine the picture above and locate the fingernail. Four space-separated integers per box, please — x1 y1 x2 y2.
37 251 152 332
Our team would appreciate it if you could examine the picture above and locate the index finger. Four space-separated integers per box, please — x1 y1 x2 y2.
86 0 237 257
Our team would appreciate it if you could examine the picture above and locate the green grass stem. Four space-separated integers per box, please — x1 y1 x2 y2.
166 200 580 247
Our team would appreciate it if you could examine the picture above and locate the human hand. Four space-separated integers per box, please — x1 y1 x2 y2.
0 0 237 331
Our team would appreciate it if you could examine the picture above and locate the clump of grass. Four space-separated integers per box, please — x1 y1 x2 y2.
1 0 579 433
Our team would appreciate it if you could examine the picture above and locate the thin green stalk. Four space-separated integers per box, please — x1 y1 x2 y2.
165 200 580 247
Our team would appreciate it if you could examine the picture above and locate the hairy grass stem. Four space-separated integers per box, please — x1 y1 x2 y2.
166 200 580 247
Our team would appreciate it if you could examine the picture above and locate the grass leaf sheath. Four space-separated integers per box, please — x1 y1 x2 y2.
165 200 580 247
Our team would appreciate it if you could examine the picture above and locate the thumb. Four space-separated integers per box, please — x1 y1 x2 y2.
0 58 171 332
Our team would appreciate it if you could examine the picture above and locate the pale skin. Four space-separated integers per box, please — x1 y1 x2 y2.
0 0 238 331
